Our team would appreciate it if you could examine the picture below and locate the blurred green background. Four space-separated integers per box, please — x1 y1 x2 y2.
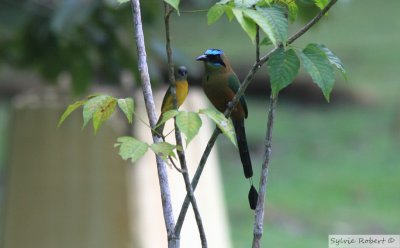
0 0 399 247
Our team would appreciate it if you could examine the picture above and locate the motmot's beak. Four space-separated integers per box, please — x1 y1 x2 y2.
196 54 207 61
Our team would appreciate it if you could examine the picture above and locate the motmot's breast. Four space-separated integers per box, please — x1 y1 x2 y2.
202 74 246 120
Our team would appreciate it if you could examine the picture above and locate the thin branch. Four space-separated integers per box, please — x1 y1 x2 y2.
163 3 208 247
252 1 339 247
175 128 221 235
175 0 339 235
256 26 260 62
174 130 208 247
130 0 178 247
251 96 277 248
287 0 338 44
168 155 183 173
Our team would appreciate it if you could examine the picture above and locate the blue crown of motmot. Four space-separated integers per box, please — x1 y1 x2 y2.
196 49 258 210
156 66 189 136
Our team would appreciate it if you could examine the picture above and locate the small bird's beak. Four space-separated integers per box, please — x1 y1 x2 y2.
196 54 207 61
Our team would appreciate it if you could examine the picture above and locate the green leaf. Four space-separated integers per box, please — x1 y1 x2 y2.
260 36 272 46
232 8 257 42
314 0 329 9
150 142 177 161
315 44 347 80
243 6 288 46
287 1 298 22
199 108 236 146
267 47 300 97
58 100 86 127
164 0 180 15
300 43 335 102
117 0 129 3
156 109 180 128
117 98 134 124
115 137 148 163
234 0 260 8
224 5 235 21
82 95 110 128
176 111 202 146
92 97 117 133
207 4 226 25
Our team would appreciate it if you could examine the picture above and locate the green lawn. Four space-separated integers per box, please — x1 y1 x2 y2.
219 100 400 247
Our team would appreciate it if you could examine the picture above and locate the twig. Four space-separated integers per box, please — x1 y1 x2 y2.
175 128 221 235
175 0 339 236
252 1 339 247
163 3 208 247
256 26 260 62
251 95 277 248
168 155 183 173
130 1 178 247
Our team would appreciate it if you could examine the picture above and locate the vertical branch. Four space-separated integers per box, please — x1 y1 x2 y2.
251 1 338 247
130 1 178 247
251 96 277 248
163 3 208 247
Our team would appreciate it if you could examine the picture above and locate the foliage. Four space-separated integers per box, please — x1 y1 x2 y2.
207 0 345 100
59 93 237 163
0 0 160 94
58 94 133 133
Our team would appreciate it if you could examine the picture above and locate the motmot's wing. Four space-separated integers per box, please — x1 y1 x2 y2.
228 74 248 118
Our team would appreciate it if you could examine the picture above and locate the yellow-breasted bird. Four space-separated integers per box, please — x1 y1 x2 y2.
156 66 189 136
196 49 258 210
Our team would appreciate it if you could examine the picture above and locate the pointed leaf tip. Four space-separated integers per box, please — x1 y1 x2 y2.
58 100 86 127
176 111 202 146
199 108 236 146
117 98 134 124
164 0 180 15
300 43 335 102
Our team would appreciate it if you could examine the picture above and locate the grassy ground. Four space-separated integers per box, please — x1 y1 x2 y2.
219 100 400 247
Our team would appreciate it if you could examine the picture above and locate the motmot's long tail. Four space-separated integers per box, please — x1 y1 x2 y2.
233 119 253 178
233 119 258 210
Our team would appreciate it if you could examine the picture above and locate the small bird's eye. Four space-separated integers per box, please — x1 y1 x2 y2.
207 54 225 67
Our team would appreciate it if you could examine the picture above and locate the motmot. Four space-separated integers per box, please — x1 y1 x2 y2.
196 49 258 210
156 66 189 136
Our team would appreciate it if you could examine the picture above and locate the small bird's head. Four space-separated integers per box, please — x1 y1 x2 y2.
196 49 228 70
177 66 188 80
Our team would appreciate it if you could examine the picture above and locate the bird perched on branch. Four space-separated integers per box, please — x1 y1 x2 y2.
196 49 258 210
155 66 189 136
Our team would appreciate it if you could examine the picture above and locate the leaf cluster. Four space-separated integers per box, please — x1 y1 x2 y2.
208 0 346 101
59 94 237 164
0 0 159 94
